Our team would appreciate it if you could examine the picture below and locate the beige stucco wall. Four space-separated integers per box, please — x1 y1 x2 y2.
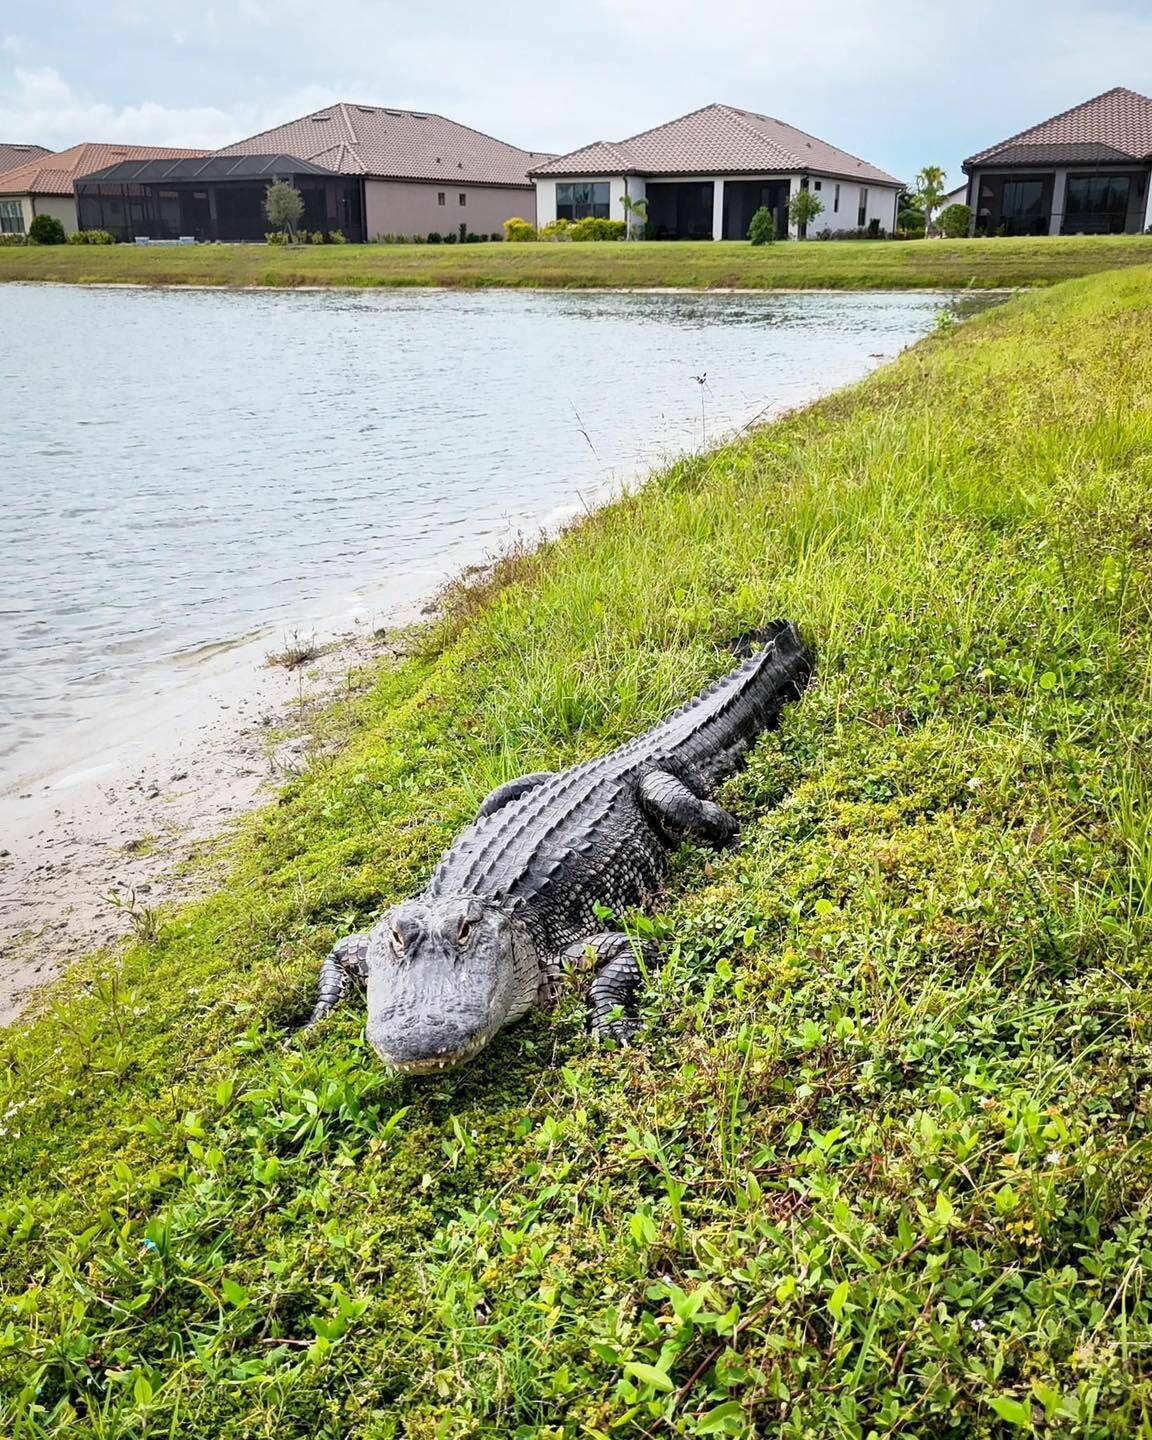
364 179 535 239
29 194 79 233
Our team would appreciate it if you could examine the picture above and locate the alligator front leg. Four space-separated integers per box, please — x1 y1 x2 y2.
304 933 371 1029
638 769 739 848
565 932 656 1046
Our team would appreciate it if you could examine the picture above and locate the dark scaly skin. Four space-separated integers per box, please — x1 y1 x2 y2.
303 621 812 1073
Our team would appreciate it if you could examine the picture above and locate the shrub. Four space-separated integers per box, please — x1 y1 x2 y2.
427 231 443 244
540 218 572 240
504 217 537 241
329 229 346 244
939 203 971 238
67 229 115 245
28 213 66 244
748 205 775 245
444 231 458 243
569 216 626 241
265 230 288 245
0 233 26 247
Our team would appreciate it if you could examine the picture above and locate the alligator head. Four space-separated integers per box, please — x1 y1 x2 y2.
364 895 537 1073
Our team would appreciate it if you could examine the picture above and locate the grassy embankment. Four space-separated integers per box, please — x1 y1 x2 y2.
3 268 1152 1438
1 233 1152 290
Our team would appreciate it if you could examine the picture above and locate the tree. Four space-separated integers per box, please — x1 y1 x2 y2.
914 166 948 237
620 193 649 240
787 186 824 239
28 213 66 244
748 205 775 245
896 189 926 235
939 203 972 239
264 179 304 243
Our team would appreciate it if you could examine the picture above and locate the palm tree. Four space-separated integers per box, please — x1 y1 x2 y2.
914 166 947 238
620 193 649 240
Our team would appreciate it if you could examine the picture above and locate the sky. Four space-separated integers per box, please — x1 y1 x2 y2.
2 0 1151 186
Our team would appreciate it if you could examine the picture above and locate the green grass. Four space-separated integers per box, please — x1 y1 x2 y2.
2 233 1152 290
3 266 1152 1438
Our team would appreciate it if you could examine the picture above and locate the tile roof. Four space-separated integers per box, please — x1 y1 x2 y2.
218 104 549 187
79 153 339 184
0 142 51 176
0 143 208 196
965 87 1152 168
530 103 902 185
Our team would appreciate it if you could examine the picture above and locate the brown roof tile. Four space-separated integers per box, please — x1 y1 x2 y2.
530 103 901 185
218 104 548 187
965 87 1152 168
0 142 51 177
0 142 208 196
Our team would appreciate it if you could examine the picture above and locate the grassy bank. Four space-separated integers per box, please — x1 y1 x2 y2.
3 267 1152 1438
2 233 1152 290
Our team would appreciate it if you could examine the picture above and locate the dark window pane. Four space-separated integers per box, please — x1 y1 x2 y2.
556 181 610 221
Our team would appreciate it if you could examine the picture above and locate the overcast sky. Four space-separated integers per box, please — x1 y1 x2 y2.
2 0 1151 186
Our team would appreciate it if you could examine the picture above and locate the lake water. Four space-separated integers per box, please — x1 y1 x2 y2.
0 284 984 800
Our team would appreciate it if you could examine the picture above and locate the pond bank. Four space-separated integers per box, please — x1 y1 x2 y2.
1 232 1150 290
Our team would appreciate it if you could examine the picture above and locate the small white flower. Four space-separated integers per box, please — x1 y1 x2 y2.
1047 1150 1062 1165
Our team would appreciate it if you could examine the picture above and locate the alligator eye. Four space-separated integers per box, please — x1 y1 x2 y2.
457 919 472 949
389 926 405 956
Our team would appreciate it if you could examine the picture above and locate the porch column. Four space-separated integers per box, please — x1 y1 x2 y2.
1049 169 1066 236
787 176 802 237
711 178 724 240
1144 167 1152 232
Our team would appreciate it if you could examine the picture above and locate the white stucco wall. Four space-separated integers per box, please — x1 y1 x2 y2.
808 174 900 234
533 176 645 227
535 171 899 238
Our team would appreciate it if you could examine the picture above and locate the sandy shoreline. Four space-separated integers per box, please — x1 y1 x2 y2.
0 616 408 1025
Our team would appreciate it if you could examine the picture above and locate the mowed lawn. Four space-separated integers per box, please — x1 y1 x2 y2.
2 232 1152 289
3 267 1152 1437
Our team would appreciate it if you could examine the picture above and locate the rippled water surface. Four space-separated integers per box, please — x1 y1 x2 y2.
0 284 986 788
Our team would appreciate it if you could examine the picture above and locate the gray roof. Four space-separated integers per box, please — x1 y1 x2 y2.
530 103 902 185
0 142 51 177
78 153 339 184
217 103 548 187
965 86 1152 169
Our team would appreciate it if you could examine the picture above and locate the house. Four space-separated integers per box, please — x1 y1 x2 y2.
963 87 1152 236
0 143 207 236
76 154 360 243
529 103 903 240
0 143 50 177
940 183 968 211
215 104 549 239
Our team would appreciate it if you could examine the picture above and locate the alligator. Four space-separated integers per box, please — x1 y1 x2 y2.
304 620 811 1073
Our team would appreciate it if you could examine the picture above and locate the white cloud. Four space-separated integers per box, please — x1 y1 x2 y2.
0 64 337 150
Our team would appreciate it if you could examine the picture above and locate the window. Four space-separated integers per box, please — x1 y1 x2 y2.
834 183 840 213
857 186 869 227
0 199 24 234
813 179 822 191
555 181 610 221
459 192 466 206
437 192 445 206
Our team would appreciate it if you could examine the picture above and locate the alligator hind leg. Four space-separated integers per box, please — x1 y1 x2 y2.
303 933 371 1029
476 772 555 820
638 769 739 849
565 932 656 1046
